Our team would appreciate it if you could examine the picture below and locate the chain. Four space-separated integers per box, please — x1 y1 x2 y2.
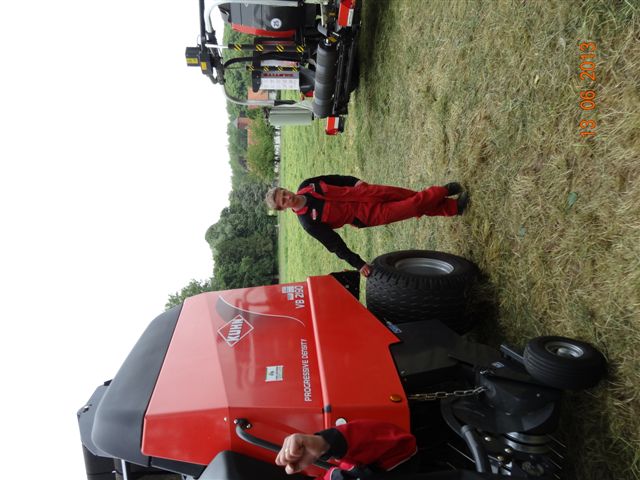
408 386 487 402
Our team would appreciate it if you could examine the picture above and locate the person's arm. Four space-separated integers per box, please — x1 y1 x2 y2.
275 421 416 474
302 220 366 270
326 420 416 470
307 175 361 188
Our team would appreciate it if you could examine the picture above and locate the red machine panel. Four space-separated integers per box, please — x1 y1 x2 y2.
307 276 409 430
142 276 408 466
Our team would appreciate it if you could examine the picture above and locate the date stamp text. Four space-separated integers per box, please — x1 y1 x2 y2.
578 42 597 138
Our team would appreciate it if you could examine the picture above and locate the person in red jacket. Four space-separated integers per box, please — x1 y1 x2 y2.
275 420 417 480
265 175 469 276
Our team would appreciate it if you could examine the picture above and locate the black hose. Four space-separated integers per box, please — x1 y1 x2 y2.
460 425 490 473
440 399 490 473
198 0 206 40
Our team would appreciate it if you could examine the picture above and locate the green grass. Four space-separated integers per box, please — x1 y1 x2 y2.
276 1 640 478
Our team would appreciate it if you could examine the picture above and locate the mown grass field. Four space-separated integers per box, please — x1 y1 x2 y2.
275 1 639 479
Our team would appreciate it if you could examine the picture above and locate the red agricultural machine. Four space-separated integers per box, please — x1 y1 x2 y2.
78 250 607 480
185 0 361 135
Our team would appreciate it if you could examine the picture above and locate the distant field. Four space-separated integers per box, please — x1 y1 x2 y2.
277 1 640 479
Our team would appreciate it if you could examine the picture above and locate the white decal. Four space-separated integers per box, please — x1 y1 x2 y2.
217 314 254 347
266 365 284 382
301 339 312 402
282 285 306 309
271 18 282 29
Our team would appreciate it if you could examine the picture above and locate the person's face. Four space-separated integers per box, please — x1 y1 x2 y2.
275 188 297 210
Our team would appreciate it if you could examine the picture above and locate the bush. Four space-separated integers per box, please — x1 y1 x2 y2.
246 115 276 182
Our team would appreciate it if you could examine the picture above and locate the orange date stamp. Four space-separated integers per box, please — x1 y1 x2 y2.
578 41 597 138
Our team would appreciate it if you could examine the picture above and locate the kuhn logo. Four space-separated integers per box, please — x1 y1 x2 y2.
217 315 253 347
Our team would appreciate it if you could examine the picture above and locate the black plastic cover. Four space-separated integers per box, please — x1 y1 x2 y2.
389 320 463 393
451 396 557 435
151 457 206 478
477 372 560 415
89 304 183 466
226 5 314 33
78 383 111 458
80 445 114 480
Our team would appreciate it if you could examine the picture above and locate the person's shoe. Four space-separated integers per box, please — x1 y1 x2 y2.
457 191 469 215
444 182 463 196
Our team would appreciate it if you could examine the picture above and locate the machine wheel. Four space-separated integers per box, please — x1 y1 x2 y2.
365 250 478 333
523 336 606 390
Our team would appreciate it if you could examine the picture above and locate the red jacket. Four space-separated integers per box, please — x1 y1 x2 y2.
316 420 417 480
300 180 417 229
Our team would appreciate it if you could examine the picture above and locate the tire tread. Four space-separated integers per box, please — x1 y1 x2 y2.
365 250 478 333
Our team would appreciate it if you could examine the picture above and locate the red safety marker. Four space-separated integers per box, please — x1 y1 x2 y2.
325 116 343 135
337 0 356 27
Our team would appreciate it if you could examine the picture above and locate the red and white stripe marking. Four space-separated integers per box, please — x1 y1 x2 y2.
325 116 342 135
337 0 356 27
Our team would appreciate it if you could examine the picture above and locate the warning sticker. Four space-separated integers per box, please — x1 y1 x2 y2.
266 365 284 382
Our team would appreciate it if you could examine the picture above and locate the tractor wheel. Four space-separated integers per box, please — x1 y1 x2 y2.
365 250 478 333
523 336 606 390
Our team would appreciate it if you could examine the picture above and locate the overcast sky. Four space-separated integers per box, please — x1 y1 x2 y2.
0 2 231 477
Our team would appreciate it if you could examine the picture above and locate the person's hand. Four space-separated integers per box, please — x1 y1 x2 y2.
359 264 372 277
275 433 330 474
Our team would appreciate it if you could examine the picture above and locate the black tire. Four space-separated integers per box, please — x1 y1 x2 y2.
523 336 607 390
365 250 479 333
